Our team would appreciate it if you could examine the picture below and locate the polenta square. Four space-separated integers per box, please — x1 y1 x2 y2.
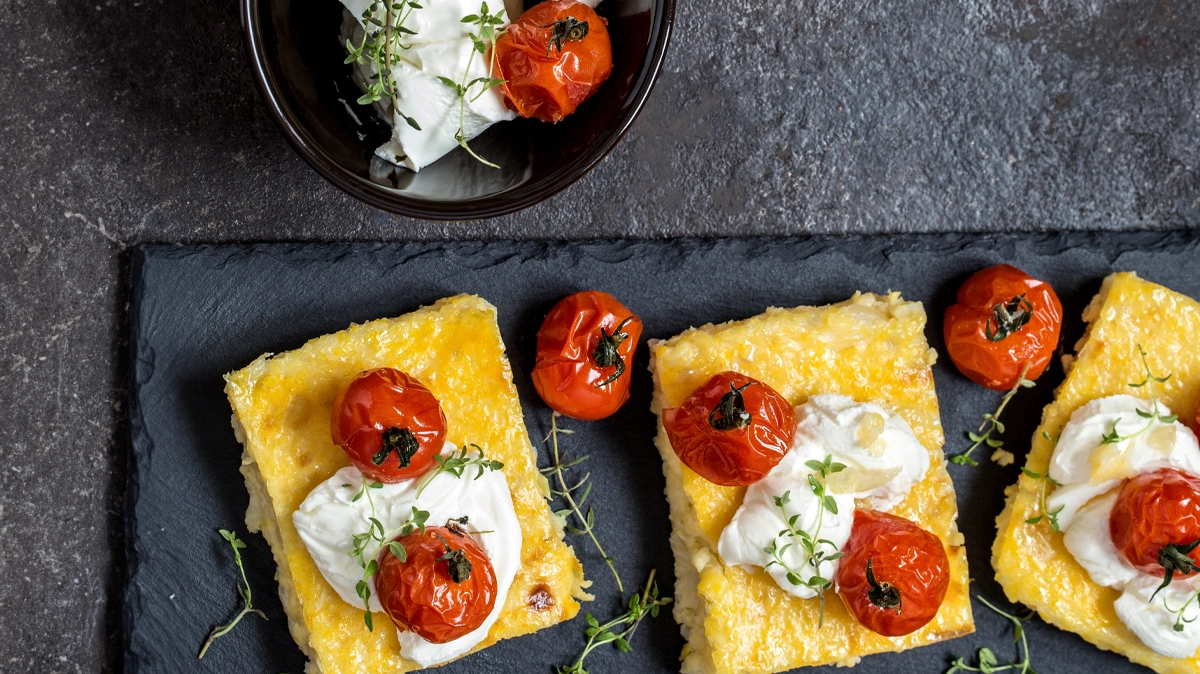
993 273 1200 674
224 295 588 673
650 292 973 674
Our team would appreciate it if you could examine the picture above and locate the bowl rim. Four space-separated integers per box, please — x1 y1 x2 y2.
240 0 676 221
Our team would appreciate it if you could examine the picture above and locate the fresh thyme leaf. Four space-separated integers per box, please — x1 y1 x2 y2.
436 1 508 167
945 596 1037 674
414 444 503 498
556 570 672 674
346 479 431 632
952 362 1035 467
1098 344 1178 448
198 529 267 658
542 414 623 591
346 0 421 128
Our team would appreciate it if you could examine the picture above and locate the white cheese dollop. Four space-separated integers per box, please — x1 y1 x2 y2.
292 443 521 667
718 394 930 598
341 0 518 171
1050 394 1200 659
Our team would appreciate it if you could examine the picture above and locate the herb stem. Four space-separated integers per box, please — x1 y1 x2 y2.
198 529 267 659
952 362 1034 467
544 413 623 592
557 570 671 674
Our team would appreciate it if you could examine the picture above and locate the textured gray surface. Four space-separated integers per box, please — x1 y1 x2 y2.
0 0 1197 670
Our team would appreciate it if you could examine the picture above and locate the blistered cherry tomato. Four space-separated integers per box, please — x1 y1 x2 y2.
331 368 446 483
944 264 1062 391
493 0 613 122
835 510 950 637
375 525 497 644
531 291 642 420
661 371 795 487
1110 468 1200 579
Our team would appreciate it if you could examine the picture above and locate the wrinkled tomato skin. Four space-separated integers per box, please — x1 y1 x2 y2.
375 526 497 644
836 510 950 637
331 369 446 483
662 372 795 487
944 264 1062 391
531 291 642 420
1110 468 1200 576
493 0 613 122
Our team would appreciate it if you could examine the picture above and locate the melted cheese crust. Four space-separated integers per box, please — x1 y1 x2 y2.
225 295 588 673
993 272 1200 673
650 292 973 674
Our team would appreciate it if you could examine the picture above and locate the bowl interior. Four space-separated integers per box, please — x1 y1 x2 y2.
249 0 668 217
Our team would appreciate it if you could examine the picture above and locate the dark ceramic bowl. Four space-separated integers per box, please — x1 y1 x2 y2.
241 0 674 220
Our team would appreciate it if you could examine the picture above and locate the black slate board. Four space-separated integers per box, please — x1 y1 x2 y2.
127 234 1200 673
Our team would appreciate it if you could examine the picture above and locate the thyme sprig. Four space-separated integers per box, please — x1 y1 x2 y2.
1021 467 1063 533
345 478 430 631
344 0 422 130
1161 567 1200 632
1099 344 1178 446
541 413 623 591
947 596 1038 674
437 2 508 167
414 443 504 498
764 455 846 627
952 362 1035 467
198 529 267 658
556 570 672 674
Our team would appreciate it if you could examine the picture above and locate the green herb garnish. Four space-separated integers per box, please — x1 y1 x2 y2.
414 443 504 498
346 478 429 631
556 570 672 674
952 362 1035 467
198 529 267 658
541 414 623 592
436 2 508 167
1099 344 1178 446
947 596 1038 674
763 455 846 628
344 0 422 130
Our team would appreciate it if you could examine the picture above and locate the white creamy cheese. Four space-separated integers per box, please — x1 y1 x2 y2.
718 394 929 598
292 442 522 667
1049 394 1200 659
341 0 518 171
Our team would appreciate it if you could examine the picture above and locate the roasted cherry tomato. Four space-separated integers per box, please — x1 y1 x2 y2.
944 264 1062 391
1110 468 1200 583
331 368 447 483
661 371 795 487
375 524 497 644
835 509 950 637
531 290 643 420
493 0 613 122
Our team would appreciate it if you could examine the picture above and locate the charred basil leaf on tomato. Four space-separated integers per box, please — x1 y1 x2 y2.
944 264 1063 391
531 290 643 420
331 368 447 483
375 525 498 644
662 371 796 487
493 0 613 123
835 509 950 637
1110 468 1200 599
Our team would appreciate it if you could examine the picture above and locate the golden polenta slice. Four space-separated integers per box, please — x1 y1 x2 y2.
993 272 1200 674
224 294 589 674
650 291 973 674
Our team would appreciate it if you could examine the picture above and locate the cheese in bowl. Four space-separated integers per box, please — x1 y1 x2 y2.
650 292 973 673
340 0 611 171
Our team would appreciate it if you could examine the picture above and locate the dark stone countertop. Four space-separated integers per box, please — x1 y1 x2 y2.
0 0 1195 671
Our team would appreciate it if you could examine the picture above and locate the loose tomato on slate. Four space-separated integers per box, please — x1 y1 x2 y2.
493 0 613 123
836 509 950 637
944 264 1063 391
662 371 796 487
531 290 642 420
1110 468 1200 595
375 525 497 644
331 368 447 483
